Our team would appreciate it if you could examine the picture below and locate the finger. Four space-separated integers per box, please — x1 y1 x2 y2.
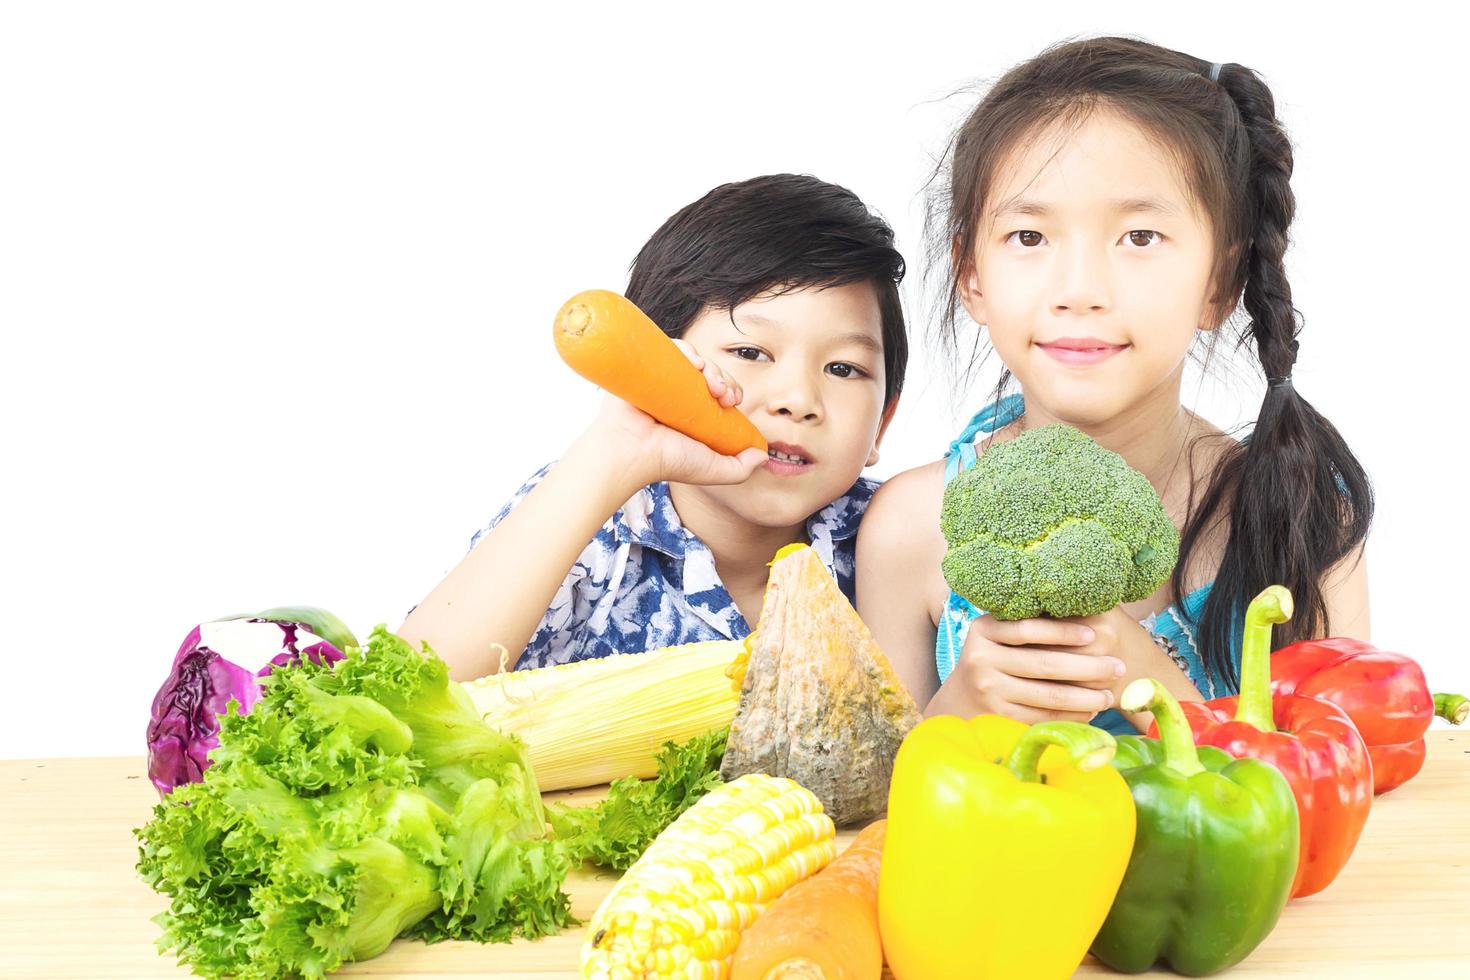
977 616 1096 648
1005 704 1102 726
706 362 744 408
1007 677 1114 715
990 646 1125 685
683 444 768 485
734 446 768 473
696 359 728 400
724 375 744 407
670 338 705 371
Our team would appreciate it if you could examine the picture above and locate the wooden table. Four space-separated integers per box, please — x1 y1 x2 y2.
4 732 1468 978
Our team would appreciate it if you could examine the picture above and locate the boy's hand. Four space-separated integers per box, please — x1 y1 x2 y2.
579 339 767 490
928 613 1125 724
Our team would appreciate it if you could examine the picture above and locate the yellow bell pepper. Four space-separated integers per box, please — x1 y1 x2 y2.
878 715 1136 979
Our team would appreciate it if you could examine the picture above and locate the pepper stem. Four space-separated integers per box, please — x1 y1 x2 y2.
1120 678 1206 776
1434 693 1469 726
1234 585 1293 733
1005 721 1117 783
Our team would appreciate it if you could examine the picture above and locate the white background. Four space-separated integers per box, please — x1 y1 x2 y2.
3 2 1465 760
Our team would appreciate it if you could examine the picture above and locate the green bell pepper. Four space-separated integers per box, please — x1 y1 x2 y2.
1090 679 1300 976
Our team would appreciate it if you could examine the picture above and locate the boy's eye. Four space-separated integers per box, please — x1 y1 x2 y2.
1007 230 1046 247
1124 230 1163 248
826 362 868 379
728 346 770 362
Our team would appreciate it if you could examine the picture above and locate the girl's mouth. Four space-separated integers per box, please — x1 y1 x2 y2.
763 442 814 476
1036 338 1130 366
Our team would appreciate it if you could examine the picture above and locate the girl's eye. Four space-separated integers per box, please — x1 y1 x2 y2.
1007 230 1046 247
1124 230 1163 248
729 346 770 362
826 362 868 379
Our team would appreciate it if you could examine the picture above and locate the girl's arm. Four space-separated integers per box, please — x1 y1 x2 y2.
1321 542 1370 641
856 463 947 709
860 461 1128 724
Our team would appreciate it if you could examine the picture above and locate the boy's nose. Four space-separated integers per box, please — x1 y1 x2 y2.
766 369 823 422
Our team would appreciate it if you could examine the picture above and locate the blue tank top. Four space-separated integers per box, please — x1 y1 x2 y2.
935 394 1236 736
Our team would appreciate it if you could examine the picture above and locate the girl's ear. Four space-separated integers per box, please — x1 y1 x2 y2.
955 237 987 326
1200 245 1245 333
868 397 901 467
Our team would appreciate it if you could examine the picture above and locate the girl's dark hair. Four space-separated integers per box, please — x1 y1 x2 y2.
625 173 908 408
931 36 1371 684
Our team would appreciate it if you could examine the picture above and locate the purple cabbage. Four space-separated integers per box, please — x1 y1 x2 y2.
146 607 357 795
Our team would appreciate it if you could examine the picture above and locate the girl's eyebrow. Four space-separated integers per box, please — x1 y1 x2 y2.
993 196 1181 219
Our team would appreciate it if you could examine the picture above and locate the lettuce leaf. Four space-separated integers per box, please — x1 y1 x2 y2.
136 627 572 979
550 727 728 872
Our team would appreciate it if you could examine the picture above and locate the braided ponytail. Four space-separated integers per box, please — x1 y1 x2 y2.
930 38 1375 687
1182 63 1373 684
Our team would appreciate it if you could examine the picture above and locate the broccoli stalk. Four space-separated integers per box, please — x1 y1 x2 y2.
940 424 1180 620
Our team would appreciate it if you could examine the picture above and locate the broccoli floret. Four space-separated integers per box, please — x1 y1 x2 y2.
940 424 1179 620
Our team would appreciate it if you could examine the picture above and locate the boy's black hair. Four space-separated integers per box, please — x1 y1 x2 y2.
625 173 907 408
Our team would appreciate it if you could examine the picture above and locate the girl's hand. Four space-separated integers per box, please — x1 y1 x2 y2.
928 614 1126 724
1063 605 1204 730
1060 606 1158 680
581 339 768 489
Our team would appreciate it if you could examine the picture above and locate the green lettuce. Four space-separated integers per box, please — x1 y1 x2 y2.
135 627 572 979
550 727 728 871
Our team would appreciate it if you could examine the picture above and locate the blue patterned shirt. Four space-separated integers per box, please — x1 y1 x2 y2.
470 464 879 670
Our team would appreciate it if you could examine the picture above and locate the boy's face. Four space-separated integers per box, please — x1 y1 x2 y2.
959 108 1220 427
679 281 891 530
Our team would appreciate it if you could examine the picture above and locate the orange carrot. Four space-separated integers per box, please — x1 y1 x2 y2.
552 289 768 456
731 820 886 980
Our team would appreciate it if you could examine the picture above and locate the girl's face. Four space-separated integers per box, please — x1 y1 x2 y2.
960 108 1219 426
679 281 892 530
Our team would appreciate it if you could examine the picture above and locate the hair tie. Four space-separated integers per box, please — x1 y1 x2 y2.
1268 375 1294 391
1208 62 1224 82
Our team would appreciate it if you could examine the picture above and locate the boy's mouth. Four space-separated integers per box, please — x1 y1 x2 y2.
764 441 814 475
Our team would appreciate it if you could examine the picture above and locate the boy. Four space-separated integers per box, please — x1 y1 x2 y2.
400 174 907 679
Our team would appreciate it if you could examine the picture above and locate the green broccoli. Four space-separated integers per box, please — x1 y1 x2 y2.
940 424 1179 620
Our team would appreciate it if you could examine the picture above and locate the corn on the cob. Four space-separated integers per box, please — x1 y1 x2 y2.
580 773 837 980
461 640 745 792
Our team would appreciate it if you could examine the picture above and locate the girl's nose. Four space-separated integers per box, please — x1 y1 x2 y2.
1051 243 1112 314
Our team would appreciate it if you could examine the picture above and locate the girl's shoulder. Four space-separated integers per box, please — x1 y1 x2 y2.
864 459 948 525
857 459 953 627
857 460 949 570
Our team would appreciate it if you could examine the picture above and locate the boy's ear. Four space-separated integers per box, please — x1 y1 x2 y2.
867 397 901 467
955 237 987 326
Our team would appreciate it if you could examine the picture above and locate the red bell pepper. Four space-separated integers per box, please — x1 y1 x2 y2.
1158 586 1373 899
1271 637 1466 794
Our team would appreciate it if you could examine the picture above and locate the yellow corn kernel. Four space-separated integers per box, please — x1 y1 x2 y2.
580 774 837 979
461 639 744 791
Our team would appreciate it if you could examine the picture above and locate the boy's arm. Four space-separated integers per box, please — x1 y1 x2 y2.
398 433 644 680
856 463 947 708
400 343 767 681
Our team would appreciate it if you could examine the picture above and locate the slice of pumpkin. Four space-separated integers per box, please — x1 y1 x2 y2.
721 543 923 826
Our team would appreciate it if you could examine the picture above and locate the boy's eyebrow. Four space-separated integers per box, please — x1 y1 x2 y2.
992 196 1182 219
836 332 882 354
733 312 882 354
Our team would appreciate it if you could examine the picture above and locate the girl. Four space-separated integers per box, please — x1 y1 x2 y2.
858 36 1372 734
